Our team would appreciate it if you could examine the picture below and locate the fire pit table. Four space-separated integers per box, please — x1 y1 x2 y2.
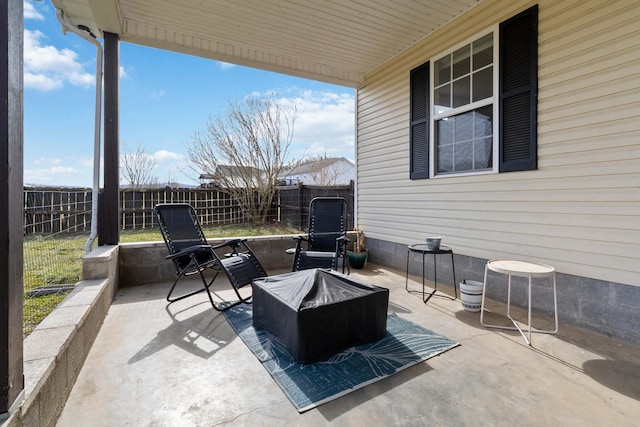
252 268 389 364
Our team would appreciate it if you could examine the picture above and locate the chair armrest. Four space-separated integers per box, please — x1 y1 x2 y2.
211 238 246 251
166 245 212 260
292 235 308 250
336 236 350 252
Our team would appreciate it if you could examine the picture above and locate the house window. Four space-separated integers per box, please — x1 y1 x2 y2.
434 33 494 174
410 5 538 179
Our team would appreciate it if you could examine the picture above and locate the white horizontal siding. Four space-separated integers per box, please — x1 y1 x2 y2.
356 0 640 286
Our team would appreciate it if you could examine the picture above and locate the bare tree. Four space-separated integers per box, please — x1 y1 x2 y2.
121 142 158 188
187 95 298 222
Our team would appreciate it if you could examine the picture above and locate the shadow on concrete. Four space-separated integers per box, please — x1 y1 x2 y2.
128 301 238 363
582 359 640 400
388 301 412 314
455 299 640 401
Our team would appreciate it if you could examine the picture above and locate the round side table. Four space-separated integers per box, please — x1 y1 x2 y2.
480 259 558 345
405 244 457 303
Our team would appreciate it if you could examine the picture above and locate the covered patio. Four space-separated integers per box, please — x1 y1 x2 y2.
58 262 640 426
2 0 639 424
3 235 636 425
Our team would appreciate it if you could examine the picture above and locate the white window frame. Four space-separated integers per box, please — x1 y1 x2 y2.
429 26 499 178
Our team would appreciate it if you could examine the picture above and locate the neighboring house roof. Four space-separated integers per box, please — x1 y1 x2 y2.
199 165 263 180
199 165 265 188
279 157 355 186
280 157 353 177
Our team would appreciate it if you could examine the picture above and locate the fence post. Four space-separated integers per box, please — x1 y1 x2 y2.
298 182 305 229
349 179 355 230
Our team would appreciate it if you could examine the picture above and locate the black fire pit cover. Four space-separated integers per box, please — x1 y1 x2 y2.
252 269 389 364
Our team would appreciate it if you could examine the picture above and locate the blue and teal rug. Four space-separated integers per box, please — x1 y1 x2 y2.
223 304 459 413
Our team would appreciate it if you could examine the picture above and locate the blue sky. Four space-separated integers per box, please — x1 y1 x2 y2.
23 1 355 187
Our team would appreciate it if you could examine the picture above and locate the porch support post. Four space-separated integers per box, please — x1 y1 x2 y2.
0 0 24 416
99 32 120 245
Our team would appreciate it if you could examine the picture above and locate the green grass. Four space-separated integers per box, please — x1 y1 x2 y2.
119 222 302 243
24 233 86 291
23 233 87 337
23 292 70 337
22 222 302 337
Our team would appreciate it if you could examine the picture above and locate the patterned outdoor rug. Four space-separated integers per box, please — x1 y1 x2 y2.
223 304 460 413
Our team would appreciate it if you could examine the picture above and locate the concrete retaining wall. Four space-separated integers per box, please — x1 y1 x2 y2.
3 246 119 427
118 235 303 286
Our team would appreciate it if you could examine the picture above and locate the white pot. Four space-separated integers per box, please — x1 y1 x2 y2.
460 280 483 312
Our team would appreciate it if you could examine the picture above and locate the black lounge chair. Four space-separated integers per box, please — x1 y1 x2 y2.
291 197 349 273
154 203 267 311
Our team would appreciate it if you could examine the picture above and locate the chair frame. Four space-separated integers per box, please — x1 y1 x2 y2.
154 203 267 311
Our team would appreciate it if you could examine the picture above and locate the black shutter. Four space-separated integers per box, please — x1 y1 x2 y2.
499 5 538 172
410 62 429 179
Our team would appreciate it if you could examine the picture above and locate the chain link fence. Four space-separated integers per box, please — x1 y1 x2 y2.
23 230 87 337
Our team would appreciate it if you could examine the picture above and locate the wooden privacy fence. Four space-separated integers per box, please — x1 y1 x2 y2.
24 189 93 234
23 183 354 235
119 188 245 230
277 181 354 230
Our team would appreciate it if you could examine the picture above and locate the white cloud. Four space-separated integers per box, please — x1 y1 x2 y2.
34 157 62 166
218 62 237 70
24 29 94 91
206 89 355 161
152 90 166 98
118 148 191 186
25 155 98 187
79 157 95 168
24 71 63 91
50 166 76 174
154 150 184 161
24 166 81 185
119 66 128 79
153 150 191 184
24 1 44 20
279 90 355 160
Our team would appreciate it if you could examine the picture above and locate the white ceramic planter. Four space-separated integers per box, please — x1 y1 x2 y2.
460 280 484 312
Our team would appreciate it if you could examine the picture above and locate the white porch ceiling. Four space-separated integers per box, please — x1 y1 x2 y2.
51 0 482 88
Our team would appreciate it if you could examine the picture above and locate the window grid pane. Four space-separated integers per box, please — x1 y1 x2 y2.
434 56 451 86
473 33 493 70
453 45 470 79
435 86 451 114
434 34 493 117
452 77 470 108
436 107 493 174
472 66 493 102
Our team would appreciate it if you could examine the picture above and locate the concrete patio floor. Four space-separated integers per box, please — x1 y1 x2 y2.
57 265 640 426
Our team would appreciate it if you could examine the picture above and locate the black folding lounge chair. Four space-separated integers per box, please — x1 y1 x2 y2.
154 203 267 311
292 197 349 273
